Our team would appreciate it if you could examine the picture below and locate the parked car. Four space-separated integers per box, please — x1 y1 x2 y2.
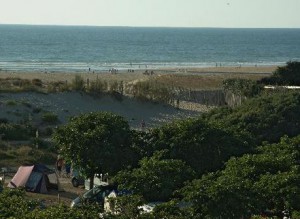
71 170 85 187
70 182 116 208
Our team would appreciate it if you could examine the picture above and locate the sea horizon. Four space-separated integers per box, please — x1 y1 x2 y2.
0 25 299 72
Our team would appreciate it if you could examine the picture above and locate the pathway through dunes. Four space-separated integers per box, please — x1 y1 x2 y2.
0 91 202 129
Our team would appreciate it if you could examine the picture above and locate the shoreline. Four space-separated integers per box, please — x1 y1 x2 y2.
0 66 277 83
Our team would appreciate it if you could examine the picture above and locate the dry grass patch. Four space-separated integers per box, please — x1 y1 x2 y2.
154 73 270 90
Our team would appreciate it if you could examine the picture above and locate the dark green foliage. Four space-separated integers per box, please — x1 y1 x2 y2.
32 107 42 114
0 123 32 140
114 150 196 202
5 100 17 106
27 204 101 219
145 118 251 176
0 188 39 218
53 112 134 187
0 118 8 124
152 201 195 219
41 112 59 124
129 130 155 163
260 61 300 85
181 135 300 218
223 78 263 97
88 78 108 94
0 188 101 219
71 74 85 91
32 78 43 87
204 91 300 144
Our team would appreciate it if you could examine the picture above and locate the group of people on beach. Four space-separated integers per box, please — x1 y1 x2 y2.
56 156 71 177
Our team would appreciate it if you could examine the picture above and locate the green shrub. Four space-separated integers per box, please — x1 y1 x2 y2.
0 123 32 140
41 112 59 124
0 118 8 123
0 151 16 160
32 78 43 87
131 80 174 104
32 107 42 114
0 188 39 218
260 61 300 85
88 78 108 94
223 78 262 97
71 75 85 91
21 101 32 108
47 81 70 93
5 100 17 106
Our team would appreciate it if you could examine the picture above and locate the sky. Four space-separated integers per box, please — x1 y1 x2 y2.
0 0 299 28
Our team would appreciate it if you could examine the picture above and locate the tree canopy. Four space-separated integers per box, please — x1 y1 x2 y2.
181 135 300 218
114 150 195 202
53 112 133 187
203 91 300 144
260 61 300 85
144 118 251 176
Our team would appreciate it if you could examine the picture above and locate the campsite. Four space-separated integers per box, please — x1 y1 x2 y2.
1 165 84 206
1 62 300 218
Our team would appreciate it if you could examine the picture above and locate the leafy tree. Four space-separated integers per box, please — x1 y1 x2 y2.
114 150 195 202
27 204 101 219
181 135 300 218
203 91 300 144
145 118 251 176
53 112 132 188
151 200 195 219
260 61 300 85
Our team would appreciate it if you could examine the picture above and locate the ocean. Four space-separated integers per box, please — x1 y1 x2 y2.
0 25 300 72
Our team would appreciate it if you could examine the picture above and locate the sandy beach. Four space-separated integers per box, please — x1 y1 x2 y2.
0 66 277 83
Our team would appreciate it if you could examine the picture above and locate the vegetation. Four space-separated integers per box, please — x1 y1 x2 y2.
203 91 300 144
130 80 175 104
223 78 263 97
71 75 85 91
114 150 195 202
53 112 134 188
0 123 33 141
181 135 300 218
0 188 101 219
260 61 300 85
41 112 59 124
143 118 251 176
2 62 300 217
